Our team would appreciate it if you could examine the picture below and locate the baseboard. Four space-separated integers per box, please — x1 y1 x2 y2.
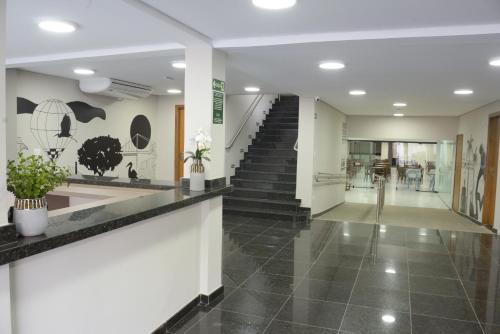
151 286 225 334
312 201 345 218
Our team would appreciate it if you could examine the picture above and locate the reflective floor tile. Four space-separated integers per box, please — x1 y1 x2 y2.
350 285 410 312
370 245 408 261
232 224 271 235
406 242 449 254
184 309 270 334
274 245 320 263
355 271 409 291
411 315 482 334
408 262 458 279
463 280 500 301
407 251 452 265
167 307 212 333
360 256 408 274
276 297 346 329
217 288 288 318
249 235 293 247
411 293 477 321
483 323 500 334
457 266 496 282
264 320 336 334
307 264 359 283
223 267 256 288
223 253 269 271
241 243 283 258
293 279 353 303
242 272 298 295
223 214 253 225
259 259 311 277
471 298 500 325
262 227 301 238
409 276 466 297
246 217 283 227
315 253 363 269
322 243 367 256
340 305 411 334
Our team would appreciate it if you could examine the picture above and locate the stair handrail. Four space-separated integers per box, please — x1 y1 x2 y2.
226 94 265 150
293 138 298 151
313 172 346 185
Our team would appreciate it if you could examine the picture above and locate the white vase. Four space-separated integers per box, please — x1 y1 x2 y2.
190 159 206 191
13 198 49 237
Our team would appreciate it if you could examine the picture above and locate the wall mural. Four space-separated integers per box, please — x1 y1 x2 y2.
78 136 123 176
17 97 106 160
460 135 485 220
121 115 155 179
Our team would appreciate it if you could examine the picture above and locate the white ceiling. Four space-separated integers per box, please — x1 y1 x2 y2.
144 0 500 40
5 0 500 116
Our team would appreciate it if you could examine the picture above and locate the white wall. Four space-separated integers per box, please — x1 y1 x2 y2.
312 101 347 215
347 116 459 142
225 94 277 182
296 99 347 214
457 100 500 226
0 0 7 228
13 70 177 180
156 95 184 180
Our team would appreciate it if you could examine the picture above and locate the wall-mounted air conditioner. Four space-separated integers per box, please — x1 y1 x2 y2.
79 78 153 99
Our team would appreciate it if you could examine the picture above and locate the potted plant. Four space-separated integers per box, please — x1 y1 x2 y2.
184 129 211 191
7 153 70 237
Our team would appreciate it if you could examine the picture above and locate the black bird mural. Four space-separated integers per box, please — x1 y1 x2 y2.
55 114 77 142
127 162 138 179
18 97 106 123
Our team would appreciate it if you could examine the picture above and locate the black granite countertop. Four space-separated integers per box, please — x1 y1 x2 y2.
0 185 232 266
67 175 177 190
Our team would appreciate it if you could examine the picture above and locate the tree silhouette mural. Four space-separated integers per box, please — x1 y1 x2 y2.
78 136 123 176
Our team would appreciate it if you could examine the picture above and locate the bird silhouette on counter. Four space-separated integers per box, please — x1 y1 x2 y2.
127 162 138 179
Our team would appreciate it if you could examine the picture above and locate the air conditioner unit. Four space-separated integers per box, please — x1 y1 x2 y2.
79 78 153 99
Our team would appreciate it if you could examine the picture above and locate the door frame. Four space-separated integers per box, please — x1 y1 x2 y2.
452 134 463 212
174 105 185 181
482 115 500 227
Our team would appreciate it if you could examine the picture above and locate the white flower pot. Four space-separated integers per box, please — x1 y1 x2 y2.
190 159 206 191
13 198 49 237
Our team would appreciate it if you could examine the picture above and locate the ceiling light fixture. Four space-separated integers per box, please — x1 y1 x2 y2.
393 113 405 117
319 62 345 70
167 89 182 94
349 90 366 96
393 102 407 107
454 89 473 95
245 87 260 92
38 20 76 33
171 61 186 69
382 315 396 324
252 0 297 10
489 59 500 67
73 68 95 76
385 268 397 274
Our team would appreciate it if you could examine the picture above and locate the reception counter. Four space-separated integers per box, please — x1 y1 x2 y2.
0 177 231 334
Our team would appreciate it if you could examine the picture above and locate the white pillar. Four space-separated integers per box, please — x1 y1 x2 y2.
295 97 315 208
381 142 389 159
0 0 7 226
184 45 226 181
6 69 17 161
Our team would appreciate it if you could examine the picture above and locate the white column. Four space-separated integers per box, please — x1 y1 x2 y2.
184 44 226 181
0 264 12 334
6 69 17 161
381 142 389 159
295 97 315 208
0 0 7 226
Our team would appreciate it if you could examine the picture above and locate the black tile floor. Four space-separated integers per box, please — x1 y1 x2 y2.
167 215 500 334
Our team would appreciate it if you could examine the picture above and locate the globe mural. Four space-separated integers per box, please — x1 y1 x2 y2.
30 99 77 160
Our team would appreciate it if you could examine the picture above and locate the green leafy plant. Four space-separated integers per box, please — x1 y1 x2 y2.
7 153 70 199
184 129 211 163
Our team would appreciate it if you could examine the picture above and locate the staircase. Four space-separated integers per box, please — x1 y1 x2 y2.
224 95 310 222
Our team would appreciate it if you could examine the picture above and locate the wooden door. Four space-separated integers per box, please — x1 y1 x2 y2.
174 105 185 181
452 134 463 212
482 116 500 227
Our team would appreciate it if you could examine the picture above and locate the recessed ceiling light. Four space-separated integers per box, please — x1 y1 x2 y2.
319 62 345 70
252 0 297 10
171 61 186 69
385 268 397 274
73 68 95 76
382 315 396 324
38 20 76 33
245 87 260 92
489 59 500 67
393 102 407 107
454 89 474 95
349 90 366 96
167 89 182 94
393 113 405 117
343 233 350 237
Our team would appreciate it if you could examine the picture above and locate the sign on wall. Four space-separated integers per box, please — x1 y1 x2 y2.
212 78 225 124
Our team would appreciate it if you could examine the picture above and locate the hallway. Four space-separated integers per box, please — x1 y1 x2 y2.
167 214 500 333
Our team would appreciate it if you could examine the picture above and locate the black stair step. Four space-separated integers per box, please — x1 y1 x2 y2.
255 133 297 141
251 141 295 149
231 187 297 201
235 170 296 182
223 206 308 222
224 196 300 212
244 155 297 165
268 111 299 117
265 117 299 123
231 178 296 191
263 123 298 130
247 148 297 157
259 128 298 136
239 162 297 173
